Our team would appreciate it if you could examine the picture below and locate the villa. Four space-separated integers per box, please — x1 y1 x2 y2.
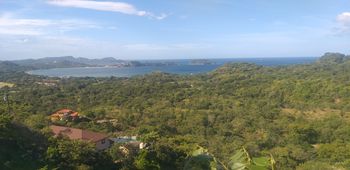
50 125 112 150
51 109 80 121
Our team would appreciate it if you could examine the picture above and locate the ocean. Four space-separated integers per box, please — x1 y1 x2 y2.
28 57 318 78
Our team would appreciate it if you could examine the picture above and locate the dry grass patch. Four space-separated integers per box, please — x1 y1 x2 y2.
0 82 14 88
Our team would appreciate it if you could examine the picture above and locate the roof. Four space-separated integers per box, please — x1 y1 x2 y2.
50 125 108 142
51 109 79 118
70 112 79 117
55 109 73 114
51 113 60 117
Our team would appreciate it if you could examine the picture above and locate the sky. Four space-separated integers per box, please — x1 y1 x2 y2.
0 0 350 60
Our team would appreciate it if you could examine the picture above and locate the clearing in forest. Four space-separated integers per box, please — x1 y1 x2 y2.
0 82 14 88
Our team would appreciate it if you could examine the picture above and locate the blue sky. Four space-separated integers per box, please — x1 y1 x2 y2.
0 0 350 60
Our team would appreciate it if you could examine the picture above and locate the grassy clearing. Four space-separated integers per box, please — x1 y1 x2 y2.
0 82 14 88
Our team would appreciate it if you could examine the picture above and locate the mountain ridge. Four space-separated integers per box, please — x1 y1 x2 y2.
9 56 128 69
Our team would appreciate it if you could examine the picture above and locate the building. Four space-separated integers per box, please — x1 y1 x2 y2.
50 125 112 150
51 109 80 121
110 136 138 143
110 136 149 153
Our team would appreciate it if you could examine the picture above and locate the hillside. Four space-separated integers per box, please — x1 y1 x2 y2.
11 56 93 69
1 53 350 169
0 61 29 72
9 56 179 70
12 56 129 68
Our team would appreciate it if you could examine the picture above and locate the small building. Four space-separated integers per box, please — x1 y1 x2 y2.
50 125 112 150
110 136 149 151
110 136 138 143
51 109 80 121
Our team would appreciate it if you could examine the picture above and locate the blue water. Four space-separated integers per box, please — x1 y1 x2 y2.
28 57 318 78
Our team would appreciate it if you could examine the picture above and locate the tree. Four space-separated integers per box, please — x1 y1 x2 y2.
45 138 115 170
134 150 160 170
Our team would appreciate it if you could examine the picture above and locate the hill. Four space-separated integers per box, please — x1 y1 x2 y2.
12 56 128 67
11 56 92 69
317 52 350 64
9 56 176 69
0 61 29 72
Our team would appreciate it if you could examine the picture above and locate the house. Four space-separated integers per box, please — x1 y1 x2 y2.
51 109 80 121
50 125 112 150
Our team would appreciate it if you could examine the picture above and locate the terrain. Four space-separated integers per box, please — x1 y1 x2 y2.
3 56 181 70
1 52 350 169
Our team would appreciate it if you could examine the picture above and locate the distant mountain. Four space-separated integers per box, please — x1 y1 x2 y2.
11 56 128 69
12 56 84 69
75 57 126 66
9 56 181 70
0 61 29 72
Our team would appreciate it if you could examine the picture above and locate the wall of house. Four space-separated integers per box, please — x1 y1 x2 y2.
95 138 111 150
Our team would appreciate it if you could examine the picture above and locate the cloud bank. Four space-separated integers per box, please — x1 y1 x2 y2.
47 0 167 20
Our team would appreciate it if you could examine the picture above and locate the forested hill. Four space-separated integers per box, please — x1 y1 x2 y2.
8 56 173 70
1 52 350 169
11 56 97 69
6 56 128 70
0 61 29 72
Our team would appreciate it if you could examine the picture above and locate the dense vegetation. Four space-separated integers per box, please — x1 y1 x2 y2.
1 53 350 169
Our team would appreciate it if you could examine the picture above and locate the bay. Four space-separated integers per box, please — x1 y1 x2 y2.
28 57 318 77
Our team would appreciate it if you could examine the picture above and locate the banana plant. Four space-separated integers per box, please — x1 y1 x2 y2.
184 146 276 170
183 147 225 170
229 148 276 170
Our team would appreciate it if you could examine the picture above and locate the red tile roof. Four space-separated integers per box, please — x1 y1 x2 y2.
56 109 73 114
70 112 79 117
51 109 79 119
50 125 108 142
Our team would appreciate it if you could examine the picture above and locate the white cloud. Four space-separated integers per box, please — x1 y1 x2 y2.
154 13 168 20
47 0 167 20
0 33 217 59
0 15 100 35
0 28 43 36
0 18 52 27
336 12 350 33
337 12 350 25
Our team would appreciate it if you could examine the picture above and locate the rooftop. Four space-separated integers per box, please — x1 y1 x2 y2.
50 125 108 142
55 109 73 114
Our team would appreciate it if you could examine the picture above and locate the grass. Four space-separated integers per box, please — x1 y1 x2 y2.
0 82 14 88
